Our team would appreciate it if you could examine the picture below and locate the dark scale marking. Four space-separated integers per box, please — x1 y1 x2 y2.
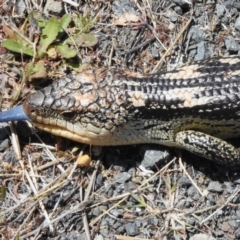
153 94 159 102
159 94 165 102
205 90 213 97
162 85 168 91
128 85 135 91
141 86 146 93
146 85 152 94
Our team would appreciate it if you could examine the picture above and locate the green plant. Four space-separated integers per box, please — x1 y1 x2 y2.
2 13 98 80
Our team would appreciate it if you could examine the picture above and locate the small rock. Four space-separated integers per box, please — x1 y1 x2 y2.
187 186 201 200
112 0 138 16
235 16 240 31
14 0 26 16
94 235 104 240
178 177 192 188
125 222 139 236
225 37 239 52
165 10 178 22
208 181 223 193
224 181 234 193
110 209 123 217
189 233 216 240
235 228 240 239
229 220 240 229
151 46 159 58
236 209 240 218
92 207 102 217
139 146 172 169
194 41 208 60
44 0 63 14
215 3 225 17
221 16 229 24
188 26 204 44
114 172 131 183
0 139 10 151
96 173 103 187
3 150 16 163
116 226 125 233
174 6 183 15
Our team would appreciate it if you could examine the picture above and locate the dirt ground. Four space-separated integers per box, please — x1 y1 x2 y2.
1 0 240 239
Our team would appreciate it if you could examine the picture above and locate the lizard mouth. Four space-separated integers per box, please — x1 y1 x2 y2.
31 122 93 144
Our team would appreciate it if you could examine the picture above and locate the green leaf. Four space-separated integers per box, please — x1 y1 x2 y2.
28 60 47 82
38 17 60 57
3 39 34 56
59 14 71 38
37 16 46 28
56 44 77 59
66 33 98 47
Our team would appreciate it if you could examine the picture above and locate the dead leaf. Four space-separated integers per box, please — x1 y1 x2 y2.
113 12 141 26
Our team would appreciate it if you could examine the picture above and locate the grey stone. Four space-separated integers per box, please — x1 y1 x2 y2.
215 3 225 17
235 16 240 31
224 0 235 9
44 0 62 14
187 186 201 201
188 26 204 44
194 42 208 60
94 235 104 240
116 226 125 233
112 0 138 16
0 139 10 151
178 177 192 188
174 6 183 15
151 46 159 58
225 37 239 52
208 181 223 193
96 173 103 186
92 207 102 217
165 10 178 22
15 0 26 16
114 172 131 183
125 222 139 236
139 146 172 169
224 182 234 193
221 16 229 24
3 150 16 163
235 228 240 239
187 217 196 225
110 209 123 217
189 233 216 240
236 209 240 217
229 220 240 229
99 228 108 237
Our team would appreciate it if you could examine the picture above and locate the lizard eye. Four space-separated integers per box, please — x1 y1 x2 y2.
61 111 76 120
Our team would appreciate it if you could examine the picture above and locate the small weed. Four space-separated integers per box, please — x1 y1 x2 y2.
2 12 98 81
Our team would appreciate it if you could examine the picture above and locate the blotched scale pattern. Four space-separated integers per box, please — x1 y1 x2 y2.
22 56 240 165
